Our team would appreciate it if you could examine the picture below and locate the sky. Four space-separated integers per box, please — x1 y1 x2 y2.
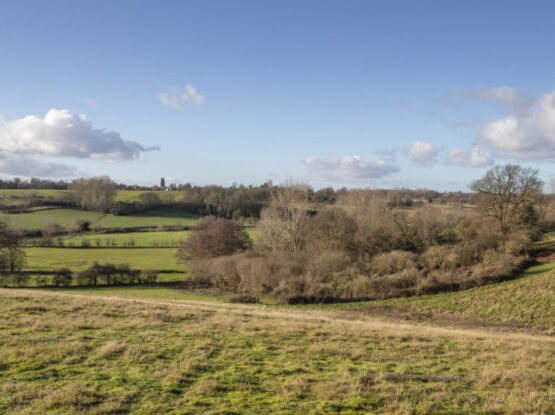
0 0 554 191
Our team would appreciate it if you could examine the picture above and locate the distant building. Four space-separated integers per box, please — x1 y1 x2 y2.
160 177 166 189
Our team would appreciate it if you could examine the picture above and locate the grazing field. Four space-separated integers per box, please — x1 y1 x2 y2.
4 208 199 230
0 189 183 207
4 209 102 230
0 289 552 414
60 231 191 248
24 248 185 272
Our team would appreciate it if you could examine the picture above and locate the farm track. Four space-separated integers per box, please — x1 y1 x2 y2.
1 288 553 344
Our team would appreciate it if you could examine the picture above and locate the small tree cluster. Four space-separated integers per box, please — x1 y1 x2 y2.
70 176 117 213
76 262 158 286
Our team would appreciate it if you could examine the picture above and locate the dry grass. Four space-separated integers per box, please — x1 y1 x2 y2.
0 288 553 414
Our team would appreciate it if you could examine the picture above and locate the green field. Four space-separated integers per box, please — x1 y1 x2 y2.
0 288 552 414
4 207 198 230
24 247 185 272
0 189 183 206
60 230 191 248
324 262 555 331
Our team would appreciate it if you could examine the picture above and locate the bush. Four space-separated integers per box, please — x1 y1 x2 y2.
371 250 416 275
140 270 158 284
53 268 73 286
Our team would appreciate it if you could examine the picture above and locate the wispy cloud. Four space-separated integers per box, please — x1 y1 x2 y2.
80 96 97 109
446 147 493 167
442 86 534 114
157 85 205 110
304 155 399 182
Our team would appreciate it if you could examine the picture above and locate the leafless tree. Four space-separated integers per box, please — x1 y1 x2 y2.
470 164 543 234
70 176 117 213
257 181 311 255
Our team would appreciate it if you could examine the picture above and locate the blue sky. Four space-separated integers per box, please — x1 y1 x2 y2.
0 0 554 191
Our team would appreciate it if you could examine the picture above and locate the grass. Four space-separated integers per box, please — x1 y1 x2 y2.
57 286 224 302
4 207 199 231
24 247 185 272
339 263 555 331
0 288 552 414
60 230 191 248
0 189 182 206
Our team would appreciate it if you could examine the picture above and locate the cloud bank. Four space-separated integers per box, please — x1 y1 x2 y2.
157 85 205 110
304 155 399 182
404 140 438 166
0 151 78 178
0 109 158 177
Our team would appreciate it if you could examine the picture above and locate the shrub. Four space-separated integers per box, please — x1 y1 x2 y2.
176 216 251 262
53 268 73 286
371 250 416 275
140 270 158 284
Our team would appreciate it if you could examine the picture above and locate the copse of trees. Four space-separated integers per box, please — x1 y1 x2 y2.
70 176 118 213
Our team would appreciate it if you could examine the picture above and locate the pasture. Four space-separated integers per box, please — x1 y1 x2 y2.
0 189 181 207
24 248 185 272
3 207 199 231
0 288 552 414
60 230 191 248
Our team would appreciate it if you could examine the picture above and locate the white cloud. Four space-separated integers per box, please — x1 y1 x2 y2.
479 89 555 161
304 155 400 182
0 109 159 162
157 85 205 110
0 151 77 178
446 147 493 167
404 140 438 166
80 97 97 109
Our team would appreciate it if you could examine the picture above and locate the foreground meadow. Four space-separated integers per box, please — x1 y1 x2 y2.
0 289 553 414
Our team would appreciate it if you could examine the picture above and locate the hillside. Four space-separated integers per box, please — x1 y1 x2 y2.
345 263 555 332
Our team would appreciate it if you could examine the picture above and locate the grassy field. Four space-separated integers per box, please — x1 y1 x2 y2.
57 286 224 302
24 247 185 272
318 263 554 332
4 207 198 230
0 189 182 206
59 231 191 248
0 288 552 414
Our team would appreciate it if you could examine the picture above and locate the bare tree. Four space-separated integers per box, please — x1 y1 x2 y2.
176 216 250 262
70 176 117 213
0 221 26 273
470 164 543 234
257 181 311 255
